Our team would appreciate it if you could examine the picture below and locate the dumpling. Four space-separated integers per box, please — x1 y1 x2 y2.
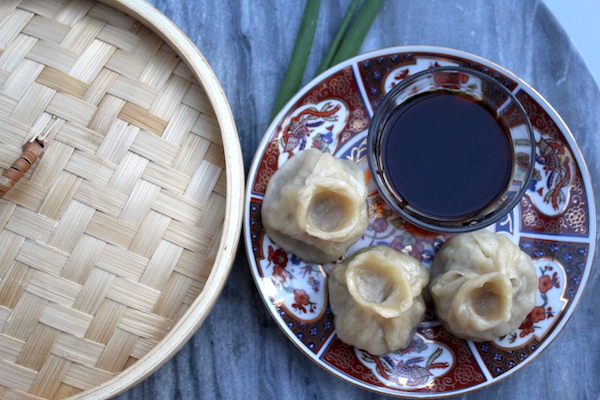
262 149 369 264
328 245 429 355
430 230 537 342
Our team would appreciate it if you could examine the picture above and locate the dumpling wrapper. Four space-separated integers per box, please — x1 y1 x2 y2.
262 149 369 264
430 230 537 342
328 245 429 355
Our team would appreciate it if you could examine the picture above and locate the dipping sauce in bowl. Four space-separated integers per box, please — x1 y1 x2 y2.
368 67 535 233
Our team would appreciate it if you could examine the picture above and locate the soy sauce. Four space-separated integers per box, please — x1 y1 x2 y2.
381 90 513 220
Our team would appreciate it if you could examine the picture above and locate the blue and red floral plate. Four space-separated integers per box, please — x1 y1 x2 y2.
243 46 596 397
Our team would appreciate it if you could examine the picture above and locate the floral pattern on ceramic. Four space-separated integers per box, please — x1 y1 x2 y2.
494 259 566 348
277 100 348 162
245 46 595 397
525 129 575 216
258 238 328 322
359 52 519 111
322 325 487 394
516 90 590 236
357 336 453 388
520 176 588 235
383 59 459 93
251 66 369 196
335 133 448 267
473 237 588 378
361 195 446 266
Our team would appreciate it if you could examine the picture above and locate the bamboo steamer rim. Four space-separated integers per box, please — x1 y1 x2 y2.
83 1 244 398
0 0 244 398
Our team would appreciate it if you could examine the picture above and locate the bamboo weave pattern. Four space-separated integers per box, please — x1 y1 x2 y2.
0 1 226 398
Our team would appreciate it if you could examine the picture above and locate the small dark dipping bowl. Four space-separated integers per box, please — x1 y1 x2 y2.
367 66 535 233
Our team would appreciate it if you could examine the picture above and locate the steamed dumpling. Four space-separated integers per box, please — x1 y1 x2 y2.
328 245 429 355
430 230 537 341
262 149 369 263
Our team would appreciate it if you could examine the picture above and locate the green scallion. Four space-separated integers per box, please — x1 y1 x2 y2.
329 0 384 67
270 0 321 120
270 0 385 121
314 0 361 77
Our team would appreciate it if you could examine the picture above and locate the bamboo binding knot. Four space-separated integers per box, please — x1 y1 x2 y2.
0 116 58 200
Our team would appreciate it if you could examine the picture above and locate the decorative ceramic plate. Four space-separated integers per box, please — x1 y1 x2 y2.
244 46 596 397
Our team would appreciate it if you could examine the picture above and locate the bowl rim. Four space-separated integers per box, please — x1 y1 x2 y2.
367 65 536 233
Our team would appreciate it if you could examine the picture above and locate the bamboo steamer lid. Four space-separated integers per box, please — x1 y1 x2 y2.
0 0 243 398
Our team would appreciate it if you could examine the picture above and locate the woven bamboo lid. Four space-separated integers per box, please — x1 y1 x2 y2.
0 0 243 398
